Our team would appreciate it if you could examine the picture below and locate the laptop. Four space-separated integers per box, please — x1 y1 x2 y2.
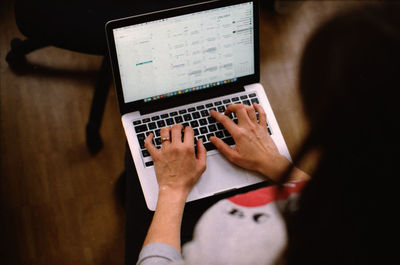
106 0 291 210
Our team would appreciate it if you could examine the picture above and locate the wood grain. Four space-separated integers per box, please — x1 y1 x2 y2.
0 1 379 264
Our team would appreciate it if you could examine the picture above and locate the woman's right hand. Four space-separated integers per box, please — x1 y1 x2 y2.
210 103 292 182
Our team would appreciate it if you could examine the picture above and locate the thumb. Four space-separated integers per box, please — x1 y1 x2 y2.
196 139 207 172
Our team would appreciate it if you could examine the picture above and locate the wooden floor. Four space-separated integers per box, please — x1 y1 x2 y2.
0 1 379 265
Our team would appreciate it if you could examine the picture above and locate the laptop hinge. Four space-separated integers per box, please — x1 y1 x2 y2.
139 85 245 115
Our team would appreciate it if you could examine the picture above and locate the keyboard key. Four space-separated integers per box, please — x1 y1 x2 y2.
157 120 166 128
142 118 150 123
250 98 259 104
146 131 153 136
217 123 224 130
215 131 224 138
170 111 178 116
217 106 225 112
133 120 141 125
240 95 248 100
161 114 169 119
232 97 239 102
192 112 201 119
214 101 222 106
137 133 146 141
223 130 231 137
166 118 174 125
249 93 257 98
208 124 217 132
197 135 207 143
148 122 157 130
196 105 205 110
233 118 238 124
135 124 148 133
137 133 146 149
200 127 208 134
155 129 161 137
151 116 160 121
200 110 209 117
142 150 150 157
199 118 208 126
183 114 192 121
223 99 231 104
243 100 251 106
206 133 214 141
206 103 213 108
207 116 216 124
190 120 199 128
204 142 217 151
145 161 154 167
182 122 189 128
188 107 196 112
174 116 183 123
222 137 235 146
179 109 187 114
155 138 162 145
193 128 200 136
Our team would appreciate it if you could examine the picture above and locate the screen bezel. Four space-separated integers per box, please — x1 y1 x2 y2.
106 0 260 115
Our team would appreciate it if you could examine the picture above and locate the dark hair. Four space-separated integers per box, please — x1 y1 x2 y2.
283 4 400 265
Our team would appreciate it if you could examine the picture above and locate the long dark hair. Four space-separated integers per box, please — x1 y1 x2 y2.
282 4 400 265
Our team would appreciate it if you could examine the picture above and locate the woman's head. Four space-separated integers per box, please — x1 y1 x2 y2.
299 4 400 151
286 4 400 265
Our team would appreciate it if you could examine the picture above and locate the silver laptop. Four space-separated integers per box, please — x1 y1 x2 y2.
106 0 291 210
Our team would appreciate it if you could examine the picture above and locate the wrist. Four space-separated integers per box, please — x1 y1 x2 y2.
257 154 291 182
158 186 189 204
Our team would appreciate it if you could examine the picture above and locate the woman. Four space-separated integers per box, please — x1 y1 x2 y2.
134 4 400 265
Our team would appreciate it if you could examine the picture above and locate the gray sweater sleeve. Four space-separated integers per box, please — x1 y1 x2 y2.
137 242 183 265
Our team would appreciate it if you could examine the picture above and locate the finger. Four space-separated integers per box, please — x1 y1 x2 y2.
225 104 252 125
246 105 258 123
210 110 238 137
254 103 268 128
171 124 184 143
144 133 159 158
160 127 171 147
196 138 207 170
183 126 194 146
209 136 238 162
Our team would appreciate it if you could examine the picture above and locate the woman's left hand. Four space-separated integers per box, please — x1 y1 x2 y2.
145 124 207 196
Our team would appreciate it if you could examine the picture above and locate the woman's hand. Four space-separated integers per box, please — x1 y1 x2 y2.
145 124 207 197
143 124 206 253
210 103 291 182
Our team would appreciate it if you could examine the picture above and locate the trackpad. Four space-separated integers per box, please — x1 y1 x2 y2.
195 153 250 195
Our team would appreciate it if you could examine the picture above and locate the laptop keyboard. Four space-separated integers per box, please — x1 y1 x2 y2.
133 92 272 167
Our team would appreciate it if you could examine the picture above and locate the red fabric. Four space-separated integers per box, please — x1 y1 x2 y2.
228 181 307 207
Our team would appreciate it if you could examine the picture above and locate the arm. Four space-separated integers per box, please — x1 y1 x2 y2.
142 188 188 253
210 103 310 182
143 124 207 253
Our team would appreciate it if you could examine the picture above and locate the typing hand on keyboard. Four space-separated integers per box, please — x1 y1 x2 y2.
209 103 291 182
134 93 270 167
144 124 207 194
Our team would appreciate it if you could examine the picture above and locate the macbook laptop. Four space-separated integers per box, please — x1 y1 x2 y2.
106 0 291 210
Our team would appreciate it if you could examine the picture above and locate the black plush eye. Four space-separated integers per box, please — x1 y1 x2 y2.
253 213 269 223
228 208 245 218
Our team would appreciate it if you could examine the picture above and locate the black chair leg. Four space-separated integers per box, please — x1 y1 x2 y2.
86 56 112 155
5 38 48 70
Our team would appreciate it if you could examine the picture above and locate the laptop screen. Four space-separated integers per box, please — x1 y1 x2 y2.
113 1 255 104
